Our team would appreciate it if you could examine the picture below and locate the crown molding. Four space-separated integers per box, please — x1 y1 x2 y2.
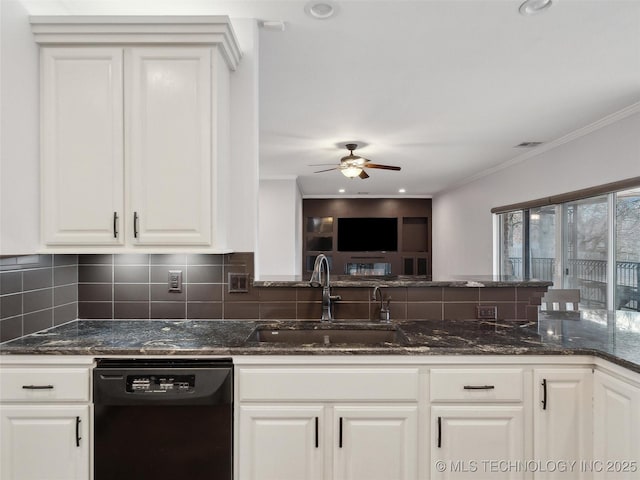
437 101 640 196
30 15 242 70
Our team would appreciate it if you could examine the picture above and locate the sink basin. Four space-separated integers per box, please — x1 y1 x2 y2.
245 324 409 346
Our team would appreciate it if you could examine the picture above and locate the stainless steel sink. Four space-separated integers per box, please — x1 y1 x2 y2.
245 324 409 346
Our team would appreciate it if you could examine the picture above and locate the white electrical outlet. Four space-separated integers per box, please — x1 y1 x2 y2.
477 305 497 319
168 270 182 292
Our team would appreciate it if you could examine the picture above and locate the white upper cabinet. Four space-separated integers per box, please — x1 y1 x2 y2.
41 47 124 245
32 16 241 251
127 47 212 245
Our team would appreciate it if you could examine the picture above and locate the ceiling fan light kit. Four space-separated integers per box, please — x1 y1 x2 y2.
341 165 363 178
313 143 401 180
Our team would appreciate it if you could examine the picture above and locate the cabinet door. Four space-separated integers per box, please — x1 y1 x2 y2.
334 405 418 480
128 47 212 245
41 47 124 245
238 405 324 480
533 369 593 480
431 406 525 480
0 405 89 480
593 371 640 480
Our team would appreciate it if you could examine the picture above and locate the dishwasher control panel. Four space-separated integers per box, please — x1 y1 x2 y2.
126 375 195 393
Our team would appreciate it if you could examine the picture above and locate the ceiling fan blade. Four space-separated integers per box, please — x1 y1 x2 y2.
363 163 401 171
314 167 339 173
309 163 339 166
359 170 370 179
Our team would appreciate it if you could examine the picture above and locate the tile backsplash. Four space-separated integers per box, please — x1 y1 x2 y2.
0 254 78 342
77 253 241 320
1 252 544 343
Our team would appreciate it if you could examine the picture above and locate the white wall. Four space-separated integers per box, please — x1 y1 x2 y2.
432 109 640 280
258 178 302 277
228 18 259 254
0 0 39 254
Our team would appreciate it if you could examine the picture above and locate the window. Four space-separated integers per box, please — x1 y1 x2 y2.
496 187 640 312
565 196 608 308
616 188 640 311
529 206 556 282
499 211 523 278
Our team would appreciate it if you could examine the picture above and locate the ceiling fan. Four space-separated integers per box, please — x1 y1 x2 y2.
312 143 401 179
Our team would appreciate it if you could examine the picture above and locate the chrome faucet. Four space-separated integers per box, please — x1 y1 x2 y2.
372 286 391 323
309 254 341 321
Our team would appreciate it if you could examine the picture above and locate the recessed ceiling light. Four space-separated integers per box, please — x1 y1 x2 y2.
338 188 345 193
305 1 337 20
519 0 553 16
399 188 406 193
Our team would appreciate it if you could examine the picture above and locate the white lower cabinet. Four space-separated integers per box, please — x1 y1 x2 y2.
429 367 527 480
238 403 417 480
0 360 92 480
333 405 418 480
238 405 325 480
0 405 90 480
593 370 640 480
430 406 525 480
2 356 639 480
236 365 420 480
533 369 593 480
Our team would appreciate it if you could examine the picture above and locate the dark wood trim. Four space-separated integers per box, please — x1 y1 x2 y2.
491 176 640 214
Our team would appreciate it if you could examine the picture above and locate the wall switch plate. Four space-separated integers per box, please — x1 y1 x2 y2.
168 270 182 292
228 272 249 293
477 305 497 320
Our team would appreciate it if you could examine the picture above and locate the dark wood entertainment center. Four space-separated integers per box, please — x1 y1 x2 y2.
303 198 432 277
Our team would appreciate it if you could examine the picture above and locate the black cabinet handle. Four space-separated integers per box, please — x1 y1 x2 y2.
542 379 548 410
437 416 442 448
339 417 343 448
463 385 495 390
22 385 54 390
315 417 319 448
75 416 82 447
133 211 139 238
113 212 119 238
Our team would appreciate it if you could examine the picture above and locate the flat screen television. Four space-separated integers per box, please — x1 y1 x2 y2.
337 217 398 252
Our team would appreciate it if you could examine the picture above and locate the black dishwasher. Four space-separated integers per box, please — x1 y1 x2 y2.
94 358 233 480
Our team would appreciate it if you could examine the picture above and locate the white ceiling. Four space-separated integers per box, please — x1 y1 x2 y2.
20 0 640 197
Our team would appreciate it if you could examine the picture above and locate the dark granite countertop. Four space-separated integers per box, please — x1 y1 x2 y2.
2 310 640 374
254 275 553 288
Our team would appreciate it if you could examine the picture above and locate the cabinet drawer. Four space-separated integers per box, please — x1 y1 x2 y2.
0 368 90 402
239 367 419 402
430 368 523 402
